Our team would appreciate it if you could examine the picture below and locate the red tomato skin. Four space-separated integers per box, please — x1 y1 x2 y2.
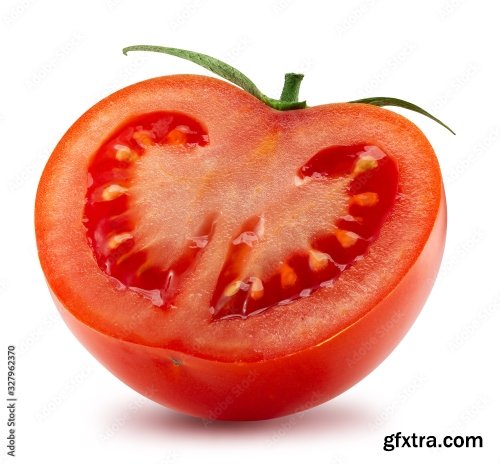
50 192 445 420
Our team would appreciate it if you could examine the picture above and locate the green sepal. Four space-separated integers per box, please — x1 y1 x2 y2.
349 96 455 134
123 45 306 111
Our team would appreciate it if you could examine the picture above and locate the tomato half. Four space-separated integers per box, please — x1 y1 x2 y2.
35 49 446 420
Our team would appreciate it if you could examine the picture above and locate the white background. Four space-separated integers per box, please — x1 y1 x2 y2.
1 0 499 462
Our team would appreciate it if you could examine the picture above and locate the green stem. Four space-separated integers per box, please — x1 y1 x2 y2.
280 73 304 103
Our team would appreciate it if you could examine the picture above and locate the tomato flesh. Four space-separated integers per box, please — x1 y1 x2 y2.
84 112 398 320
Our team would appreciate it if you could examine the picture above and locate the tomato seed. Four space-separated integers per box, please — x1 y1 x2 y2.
101 184 128 201
108 232 133 250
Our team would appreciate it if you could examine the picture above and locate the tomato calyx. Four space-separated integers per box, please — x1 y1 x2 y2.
123 45 455 133
123 45 307 111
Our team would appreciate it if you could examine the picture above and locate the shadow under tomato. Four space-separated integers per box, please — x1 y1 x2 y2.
110 395 378 442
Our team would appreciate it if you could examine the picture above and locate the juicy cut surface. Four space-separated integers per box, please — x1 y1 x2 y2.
84 111 398 320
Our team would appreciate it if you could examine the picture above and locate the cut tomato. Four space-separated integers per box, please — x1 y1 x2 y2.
35 47 447 420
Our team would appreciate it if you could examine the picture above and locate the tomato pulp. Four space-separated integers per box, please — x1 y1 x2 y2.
36 73 446 420
84 110 398 319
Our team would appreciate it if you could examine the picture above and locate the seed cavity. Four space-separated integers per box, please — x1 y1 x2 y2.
84 112 210 311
